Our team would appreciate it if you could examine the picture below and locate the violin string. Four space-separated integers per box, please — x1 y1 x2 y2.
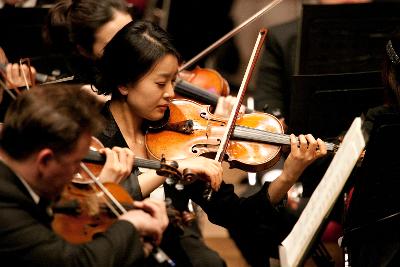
233 126 336 151
237 126 337 151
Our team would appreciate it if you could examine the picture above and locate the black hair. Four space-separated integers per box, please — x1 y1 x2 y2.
94 20 182 97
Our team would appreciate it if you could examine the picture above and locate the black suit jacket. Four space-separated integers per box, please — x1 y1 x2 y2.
0 161 146 267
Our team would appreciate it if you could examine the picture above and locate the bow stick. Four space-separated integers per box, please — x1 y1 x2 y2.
204 28 268 200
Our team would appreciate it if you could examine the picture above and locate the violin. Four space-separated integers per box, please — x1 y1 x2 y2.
51 159 179 265
51 180 186 243
145 99 338 173
51 181 133 244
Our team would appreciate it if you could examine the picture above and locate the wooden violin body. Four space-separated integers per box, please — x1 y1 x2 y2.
51 182 132 244
145 99 283 172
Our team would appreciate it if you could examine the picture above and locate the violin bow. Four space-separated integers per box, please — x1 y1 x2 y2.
179 0 283 72
205 29 268 200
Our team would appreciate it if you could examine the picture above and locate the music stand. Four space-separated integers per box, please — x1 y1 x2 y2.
289 71 384 139
296 2 400 75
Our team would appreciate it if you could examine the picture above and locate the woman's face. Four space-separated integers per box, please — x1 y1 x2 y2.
92 10 132 58
121 54 179 121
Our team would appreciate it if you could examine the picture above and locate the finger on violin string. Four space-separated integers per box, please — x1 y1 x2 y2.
112 146 135 177
316 138 328 156
290 134 306 150
97 147 125 183
305 134 318 152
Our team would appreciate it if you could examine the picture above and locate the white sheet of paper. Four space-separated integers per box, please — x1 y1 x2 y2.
279 117 366 267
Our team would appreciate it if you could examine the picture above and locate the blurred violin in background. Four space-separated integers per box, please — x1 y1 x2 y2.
175 66 253 113
178 66 230 97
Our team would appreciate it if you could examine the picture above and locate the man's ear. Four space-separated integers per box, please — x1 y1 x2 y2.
36 148 55 168
118 85 129 96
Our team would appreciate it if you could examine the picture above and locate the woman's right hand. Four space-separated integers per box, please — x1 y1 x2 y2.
176 157 223 191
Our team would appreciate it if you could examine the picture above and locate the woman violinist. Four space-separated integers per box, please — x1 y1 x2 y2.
0 84 168 267
93 20 328 267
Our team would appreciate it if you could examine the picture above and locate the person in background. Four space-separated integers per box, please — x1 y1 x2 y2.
344 32 400 267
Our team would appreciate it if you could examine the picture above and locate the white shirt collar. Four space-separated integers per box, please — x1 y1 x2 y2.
15 172 40 204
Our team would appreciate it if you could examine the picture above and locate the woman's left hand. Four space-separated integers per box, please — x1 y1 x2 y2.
282 134 327 184
98 146 135 183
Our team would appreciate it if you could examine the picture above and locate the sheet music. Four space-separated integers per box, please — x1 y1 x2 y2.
279 117 366 267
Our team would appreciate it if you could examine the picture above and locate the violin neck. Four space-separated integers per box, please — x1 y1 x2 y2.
83 150 161 170
174 79 219 106
233 125 337 152
134 158 162 169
